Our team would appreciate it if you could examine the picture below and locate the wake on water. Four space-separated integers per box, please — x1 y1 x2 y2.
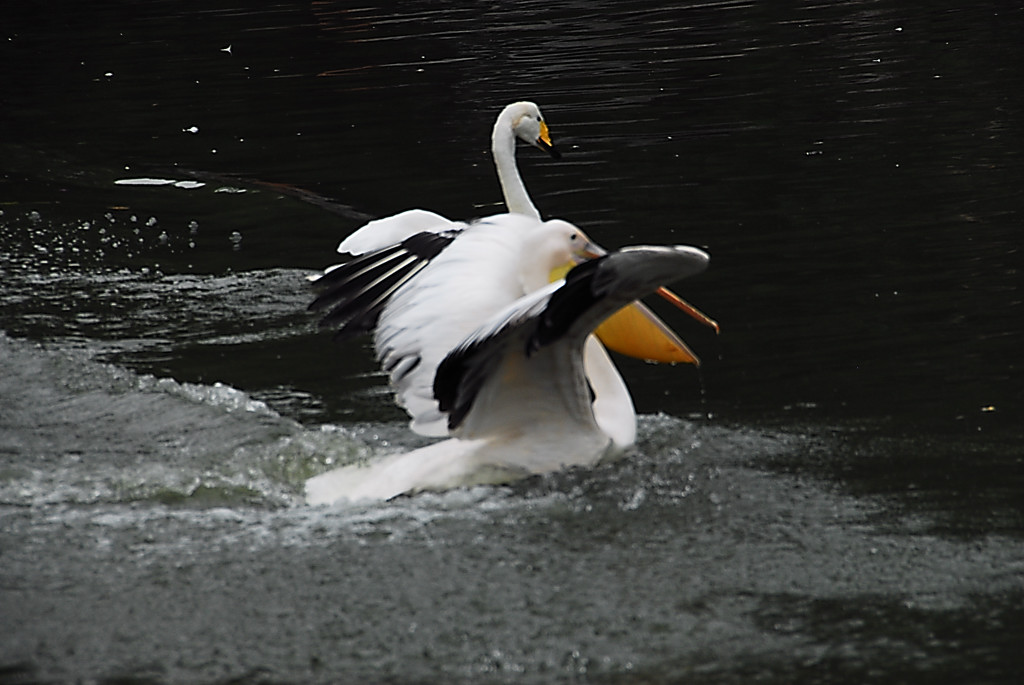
0 330 753 514
4 326 1020 685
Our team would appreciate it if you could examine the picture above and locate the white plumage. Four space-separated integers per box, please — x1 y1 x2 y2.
306 214 710 503
304 102 716 503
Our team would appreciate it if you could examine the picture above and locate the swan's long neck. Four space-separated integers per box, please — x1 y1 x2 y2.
492 117 541 220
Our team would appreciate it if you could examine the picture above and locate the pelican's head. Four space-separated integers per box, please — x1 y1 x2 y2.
503 101 561 160
545 219 603 267
520 218 600 292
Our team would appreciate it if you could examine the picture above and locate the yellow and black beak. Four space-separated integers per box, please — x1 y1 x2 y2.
536 121 561 160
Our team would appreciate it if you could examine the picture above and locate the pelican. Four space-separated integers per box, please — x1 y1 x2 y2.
305 214 711 504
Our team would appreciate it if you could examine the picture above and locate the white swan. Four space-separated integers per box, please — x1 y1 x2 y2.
489 100 559 218
333 101 557 255
306 213 711 503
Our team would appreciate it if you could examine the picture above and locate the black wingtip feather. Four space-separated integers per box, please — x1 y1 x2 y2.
530 256 609 351
308 229 460 340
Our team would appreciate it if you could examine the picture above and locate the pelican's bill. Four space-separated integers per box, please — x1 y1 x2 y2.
594 301 701 365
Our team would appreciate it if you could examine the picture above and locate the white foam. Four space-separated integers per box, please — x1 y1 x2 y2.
113 177 206 189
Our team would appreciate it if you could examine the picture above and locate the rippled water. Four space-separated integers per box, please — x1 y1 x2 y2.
2 1 1022 683
4 332 1019 683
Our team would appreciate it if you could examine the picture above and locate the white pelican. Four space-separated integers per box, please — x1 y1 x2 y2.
306 214 711 504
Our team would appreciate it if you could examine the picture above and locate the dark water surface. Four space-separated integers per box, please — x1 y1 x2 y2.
2 2 1022 683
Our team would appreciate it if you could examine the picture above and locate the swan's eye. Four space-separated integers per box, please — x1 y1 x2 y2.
537 116 542 122
570 233 578 241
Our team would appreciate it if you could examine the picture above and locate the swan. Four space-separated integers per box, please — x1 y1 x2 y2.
489 100 559 218
332 101 558 255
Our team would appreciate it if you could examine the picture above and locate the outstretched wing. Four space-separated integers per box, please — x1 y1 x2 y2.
434 245 710 439
373 214 545 436
313 213 553 438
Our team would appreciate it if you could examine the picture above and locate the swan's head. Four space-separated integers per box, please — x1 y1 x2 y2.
503 101 561 160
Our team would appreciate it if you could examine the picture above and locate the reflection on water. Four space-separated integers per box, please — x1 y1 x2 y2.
2 0 1022 682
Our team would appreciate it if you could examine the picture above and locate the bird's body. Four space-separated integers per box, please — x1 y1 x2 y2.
306 213 710 504
312 214 604 436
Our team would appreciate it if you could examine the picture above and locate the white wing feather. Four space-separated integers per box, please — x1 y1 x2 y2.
373 215 540 436
337 209 456 256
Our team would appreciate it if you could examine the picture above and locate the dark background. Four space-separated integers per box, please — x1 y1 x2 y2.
3 0 1020 429
2 2 1022 683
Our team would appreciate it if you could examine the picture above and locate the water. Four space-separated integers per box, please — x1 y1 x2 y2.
2 1 1022 682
